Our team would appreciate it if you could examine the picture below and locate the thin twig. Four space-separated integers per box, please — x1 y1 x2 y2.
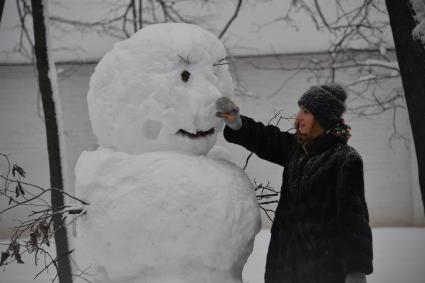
219 0 242 39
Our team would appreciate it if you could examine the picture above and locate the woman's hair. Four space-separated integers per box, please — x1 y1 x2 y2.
294 119 308 144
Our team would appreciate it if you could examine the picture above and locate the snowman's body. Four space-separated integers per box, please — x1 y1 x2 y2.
75 23 261 283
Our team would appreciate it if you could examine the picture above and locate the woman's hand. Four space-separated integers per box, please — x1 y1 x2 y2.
215 97 242 130
345 272 367 283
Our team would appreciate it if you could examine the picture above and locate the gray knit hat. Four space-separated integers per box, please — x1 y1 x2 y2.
297 83 347 130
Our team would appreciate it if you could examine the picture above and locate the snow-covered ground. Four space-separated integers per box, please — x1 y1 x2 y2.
245 228 425 283
2 228 425 283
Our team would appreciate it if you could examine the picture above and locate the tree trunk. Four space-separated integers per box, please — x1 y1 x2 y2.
0 0 5 25
386 0 425 215
31 0 73 282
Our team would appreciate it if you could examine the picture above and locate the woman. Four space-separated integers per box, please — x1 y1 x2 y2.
215 84 373 283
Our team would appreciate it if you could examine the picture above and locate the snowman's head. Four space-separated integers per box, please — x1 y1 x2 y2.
88 23 233 155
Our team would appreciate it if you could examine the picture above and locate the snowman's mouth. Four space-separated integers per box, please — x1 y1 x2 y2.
176 128 215 139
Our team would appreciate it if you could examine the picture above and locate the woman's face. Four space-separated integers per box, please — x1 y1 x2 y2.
295 105 324 141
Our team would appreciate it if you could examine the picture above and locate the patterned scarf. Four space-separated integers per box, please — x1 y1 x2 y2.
326 119 352 142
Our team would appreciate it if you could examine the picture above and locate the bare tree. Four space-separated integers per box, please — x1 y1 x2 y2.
385 0 425 215
31 0 72 281
254 1 400 118
10 0 244 59
47 0 192 40
218 0 242 39
9 0 247 111
243 110 296 221
246 1 406 152
0 0 5 25
0 153 88 282
249 0 424 212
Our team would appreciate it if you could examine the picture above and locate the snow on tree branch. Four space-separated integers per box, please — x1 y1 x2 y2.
411 0 425 44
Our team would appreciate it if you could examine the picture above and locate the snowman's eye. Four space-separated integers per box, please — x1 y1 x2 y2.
181 70 191 82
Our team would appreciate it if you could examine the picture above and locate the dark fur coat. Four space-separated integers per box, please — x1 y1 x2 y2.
224 115 373 283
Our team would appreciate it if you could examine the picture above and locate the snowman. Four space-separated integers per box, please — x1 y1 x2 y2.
74 23 261 283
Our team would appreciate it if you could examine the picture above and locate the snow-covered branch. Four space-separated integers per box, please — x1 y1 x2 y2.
411 0 425 44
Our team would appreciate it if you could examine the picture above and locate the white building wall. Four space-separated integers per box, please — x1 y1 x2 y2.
1 57 425 239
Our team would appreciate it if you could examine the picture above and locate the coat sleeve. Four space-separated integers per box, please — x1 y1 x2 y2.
223 115 294 166
335 151 373 275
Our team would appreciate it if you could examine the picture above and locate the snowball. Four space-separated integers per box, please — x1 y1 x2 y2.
87 23 234 155
75 148 261 283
